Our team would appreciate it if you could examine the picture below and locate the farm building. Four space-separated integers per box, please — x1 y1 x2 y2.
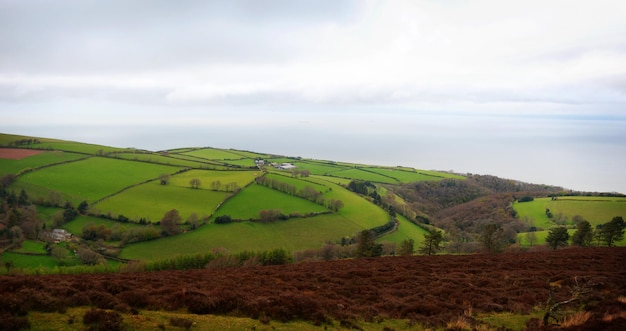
52 229 72 242
276 163 296 170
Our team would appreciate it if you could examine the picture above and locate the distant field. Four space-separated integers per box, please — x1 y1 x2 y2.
0 150 86 177
112 153 205 168
61 215 143 235
220 158 257 167
364 167 450 183
29 141 131 155
10 240 47 254
331 168 398 183
378 214 429 247
213 184 328 220
264 172 328 192
514 197 626 228
1 252 58 268
296 161 350 175
167 169 258 190
95 181 229 222
182 148 246 160
12 157 181 203
120 213 368 261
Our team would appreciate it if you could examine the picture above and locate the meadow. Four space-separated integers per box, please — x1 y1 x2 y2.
514 197 626 228
61 215 143 235
213 184 329 220
94 180 229 222
0 150 86 177
285 160 349 175
330 168 398 183
111 152 206 168
12 157 181 203
364 167 452 183
167 169 258 190
181 148 248 160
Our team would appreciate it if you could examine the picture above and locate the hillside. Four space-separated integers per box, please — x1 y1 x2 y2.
1 132 625 272
1 248 625 330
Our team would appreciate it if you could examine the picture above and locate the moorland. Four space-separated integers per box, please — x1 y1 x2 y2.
0 132 625 330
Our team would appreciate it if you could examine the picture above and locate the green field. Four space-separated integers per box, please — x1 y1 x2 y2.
0 252 58 269
264 172 328 192
221 158 257 167
378 214 429 247
182 148 246 160
167 169 258 190
0 150 87 177
364 167 452 183
10 240 48 254
95 181 229 222
112 153 206 168
514 197 626 228
295 161 349 175
28 141 131 155
61 215 143 235
331 168 398 183
214 184 329 220
12 157 181 203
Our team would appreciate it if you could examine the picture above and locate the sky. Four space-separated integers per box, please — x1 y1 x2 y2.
1 0 625 193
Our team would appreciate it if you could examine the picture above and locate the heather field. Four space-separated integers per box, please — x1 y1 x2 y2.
2 248 624 330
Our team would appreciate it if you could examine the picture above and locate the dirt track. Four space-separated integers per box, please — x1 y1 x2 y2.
1 247 625 329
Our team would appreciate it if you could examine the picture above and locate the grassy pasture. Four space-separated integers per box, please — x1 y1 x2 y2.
120 213 369 261
13 157 181 204
61 215 143 235
378 214 429 247
29 141 131 155
0 133 61 145
182 148 246 160
364 167 447 183
330 168 398 184
220 158 257 167
95 181 229 222
265 172 328 192
161 153 230 169
112 153 204 168
214 184 328 220
0 252 58 268
0 150 86 177
225 149 270 159
294 160 349 175
11 240 48 254
514 197 626 228
168 169 258 190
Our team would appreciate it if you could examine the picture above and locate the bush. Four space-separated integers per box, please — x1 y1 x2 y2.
518 196 534 203
83 308 123 331
0 312 30 331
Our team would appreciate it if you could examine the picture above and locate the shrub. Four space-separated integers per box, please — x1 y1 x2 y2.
0 312 30 331
83 308 123 331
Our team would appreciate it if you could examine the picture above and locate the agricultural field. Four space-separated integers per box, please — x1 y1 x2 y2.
363 167 453 183
0 252 58 269
10 240 47 254
264 172 329 192
0 150 86 177
377 214 429 247
94 180 229 222
12 157 181 204
221 158 257 167
167 169 258 190
111 152 206 168
514 197 626 228
120 213 365 261
331 167 398 183
213 184 328 220
61 215 143 236
181 148 247 160
4 248 625 330
287 160 349 175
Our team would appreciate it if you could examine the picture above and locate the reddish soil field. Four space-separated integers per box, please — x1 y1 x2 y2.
1 248 625 330
0 148 44 160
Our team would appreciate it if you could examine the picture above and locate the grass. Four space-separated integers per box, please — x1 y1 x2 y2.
12 157 181 204
94 180 229 222
28 307 425 331
214 184 329 220
168 169 258 190
285 160 349 175
331 168 399 183
182 148 246 160
516 229 577 246
221 158 257 167
0 150 86 177
476 309 544 331
363 167 451 183
514 197 626 228
378 214 429 247
61 215 143 235
28 141 131 155
10 240 48 254
265 172 328 192
111 152 206 168
0 251 58 268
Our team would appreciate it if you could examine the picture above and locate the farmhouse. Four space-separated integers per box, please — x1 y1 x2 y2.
52 229 72 242
276 163 296 170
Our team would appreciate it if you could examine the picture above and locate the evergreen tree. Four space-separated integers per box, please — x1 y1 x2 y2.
599 216 625 247
546 227 569 250
572 220 593 246
398 238 415 256
419 231 443 255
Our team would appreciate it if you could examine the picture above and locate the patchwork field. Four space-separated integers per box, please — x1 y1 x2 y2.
514 197 626 228
167 169 258 190
12 157 181 203
0 150 86 177
95 181 229 221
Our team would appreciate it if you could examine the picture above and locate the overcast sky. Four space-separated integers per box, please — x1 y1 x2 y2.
1 0 625 193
